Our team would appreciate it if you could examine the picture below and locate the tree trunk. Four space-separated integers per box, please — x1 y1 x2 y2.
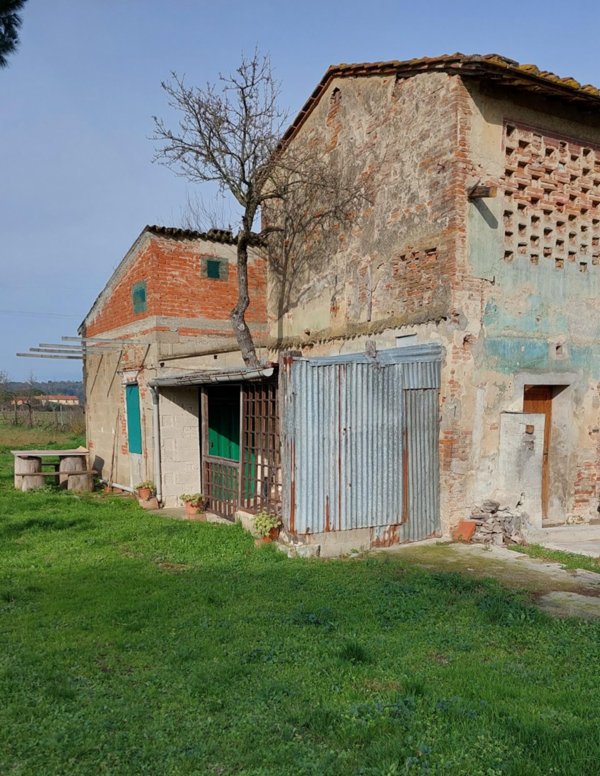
232 231 260 368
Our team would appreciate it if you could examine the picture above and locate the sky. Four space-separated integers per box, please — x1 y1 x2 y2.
2 0 600 381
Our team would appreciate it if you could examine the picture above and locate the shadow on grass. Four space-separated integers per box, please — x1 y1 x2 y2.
0 515 92 537
2 515 600 775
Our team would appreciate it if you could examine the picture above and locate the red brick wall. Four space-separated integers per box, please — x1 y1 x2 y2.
86 234 267 338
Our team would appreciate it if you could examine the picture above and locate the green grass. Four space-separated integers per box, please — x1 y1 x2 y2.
1 427 600 774
509 543 600 574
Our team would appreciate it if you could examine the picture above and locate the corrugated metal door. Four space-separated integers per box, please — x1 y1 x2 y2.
281 345 441 541
286 359 404 533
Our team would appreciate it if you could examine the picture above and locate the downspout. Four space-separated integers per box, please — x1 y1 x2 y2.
150 386 163 504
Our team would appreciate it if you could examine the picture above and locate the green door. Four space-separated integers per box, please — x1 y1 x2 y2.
207 387 240 460
125 384 142 454
206 387 240 505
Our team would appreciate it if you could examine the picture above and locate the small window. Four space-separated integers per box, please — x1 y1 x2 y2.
202 257 228 281
132 281 147 313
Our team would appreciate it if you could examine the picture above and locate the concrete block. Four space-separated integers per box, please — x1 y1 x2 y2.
296 544 321 558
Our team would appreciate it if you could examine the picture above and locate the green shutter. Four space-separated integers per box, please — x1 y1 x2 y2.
207 388 240 461
126 384 142 454
206 259 221 279
132 281 147 313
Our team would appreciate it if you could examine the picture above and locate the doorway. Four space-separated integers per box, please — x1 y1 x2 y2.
200 381 281 519
523 385 553 519
203 385 241 517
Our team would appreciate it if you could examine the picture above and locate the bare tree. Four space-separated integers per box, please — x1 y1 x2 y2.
153 51 363 367
0 369 9 407
153 52 284 368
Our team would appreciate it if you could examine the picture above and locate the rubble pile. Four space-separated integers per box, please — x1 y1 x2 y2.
470 499 528 546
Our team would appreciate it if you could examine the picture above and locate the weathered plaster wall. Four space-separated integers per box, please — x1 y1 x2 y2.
265 71 481 535
268 71 467 344
269 71 599 529
84 344 156 489
458 83 600 521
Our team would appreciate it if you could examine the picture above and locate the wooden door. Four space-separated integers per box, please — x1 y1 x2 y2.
523 386 553 519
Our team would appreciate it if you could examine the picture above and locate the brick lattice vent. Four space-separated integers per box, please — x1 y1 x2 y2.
503 123 600 271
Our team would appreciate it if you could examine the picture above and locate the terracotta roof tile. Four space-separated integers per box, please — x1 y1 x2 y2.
282 53 600 144
145 225 236 244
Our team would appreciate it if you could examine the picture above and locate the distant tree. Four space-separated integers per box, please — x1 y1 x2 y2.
0 0 27 69
153 51 362 367
0 369 10 406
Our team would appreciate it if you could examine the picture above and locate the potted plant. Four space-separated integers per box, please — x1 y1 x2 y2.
136 480 155 501
180 493 206 519
254 511 282 543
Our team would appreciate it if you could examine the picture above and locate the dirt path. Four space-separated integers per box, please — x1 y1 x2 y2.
380 542 600 619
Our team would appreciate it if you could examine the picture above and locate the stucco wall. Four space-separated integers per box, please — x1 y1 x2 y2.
268 71 467 344
84 343 157 489
457 82 600 521
267 71 599 528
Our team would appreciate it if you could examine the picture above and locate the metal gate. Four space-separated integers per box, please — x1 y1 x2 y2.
202 380 281 518
280 344 441 541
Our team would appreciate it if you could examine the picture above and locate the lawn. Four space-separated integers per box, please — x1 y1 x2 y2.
1 426 600 775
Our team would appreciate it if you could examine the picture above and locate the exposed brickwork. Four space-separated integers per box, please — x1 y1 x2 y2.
385 248 441 313
502 123 600 270
270 71 466 339
86 233 267 338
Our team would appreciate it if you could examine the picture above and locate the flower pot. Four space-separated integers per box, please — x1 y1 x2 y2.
260 526 280 543
137 487 153 502
184 502 205 519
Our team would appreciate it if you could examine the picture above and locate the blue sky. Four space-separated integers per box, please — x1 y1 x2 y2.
2 0 599 381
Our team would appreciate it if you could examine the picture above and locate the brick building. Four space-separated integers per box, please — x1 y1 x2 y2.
270 53 600 546
83 54 600 552
81 225 269 506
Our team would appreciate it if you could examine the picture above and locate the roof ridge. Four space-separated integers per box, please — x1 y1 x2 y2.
282 53 600 146
145 224 237 244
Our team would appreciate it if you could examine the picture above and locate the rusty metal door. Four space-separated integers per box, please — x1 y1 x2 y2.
281 345 441 540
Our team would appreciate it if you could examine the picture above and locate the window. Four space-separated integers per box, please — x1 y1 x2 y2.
202 257 228 280
132 281 147 313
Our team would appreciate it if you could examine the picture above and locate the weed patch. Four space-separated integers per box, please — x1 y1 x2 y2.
510 543 600 573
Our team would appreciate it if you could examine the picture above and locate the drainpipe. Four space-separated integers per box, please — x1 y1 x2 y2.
150 386 163 504
100 479 135 494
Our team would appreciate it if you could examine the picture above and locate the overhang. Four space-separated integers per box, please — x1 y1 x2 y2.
148 366 275 388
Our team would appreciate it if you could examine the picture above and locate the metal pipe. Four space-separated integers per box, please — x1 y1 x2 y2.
100 478 135 494
150 386 163 504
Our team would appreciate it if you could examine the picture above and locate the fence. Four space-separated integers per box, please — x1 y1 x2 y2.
0 406 85 433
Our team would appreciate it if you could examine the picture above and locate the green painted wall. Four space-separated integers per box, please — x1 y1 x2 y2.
468 201 600 379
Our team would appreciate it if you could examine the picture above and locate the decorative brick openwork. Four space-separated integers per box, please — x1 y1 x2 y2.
502 123 600 271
